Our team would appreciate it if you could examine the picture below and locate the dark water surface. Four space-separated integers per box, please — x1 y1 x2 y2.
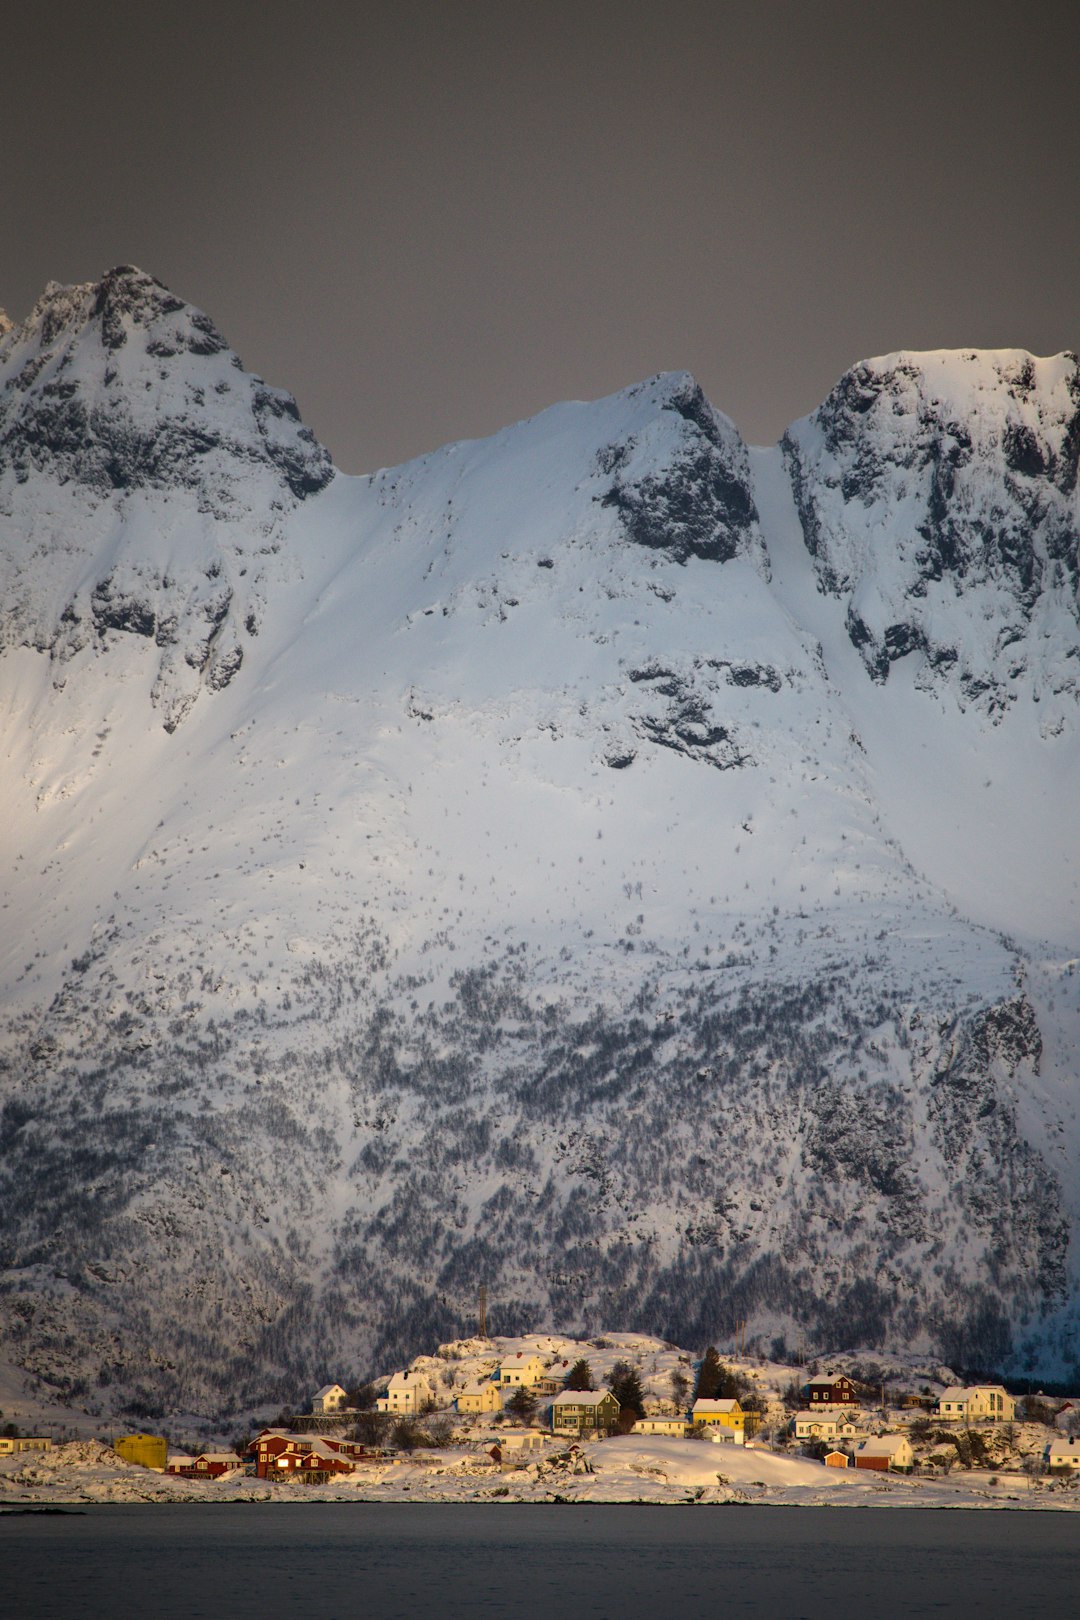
3 1503 1078 1619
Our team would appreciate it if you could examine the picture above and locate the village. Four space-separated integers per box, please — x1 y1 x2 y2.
3 1332 1080 1506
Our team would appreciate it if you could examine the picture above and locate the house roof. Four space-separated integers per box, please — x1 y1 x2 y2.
313 1384 345 1399
195 1452 241 1465
693 1399 741 1413
940 1384 1010 1401
857 1435 909 1456
793 1409 840 1422
459 1380 500 1396
806 1374 852 1387
552 1389 615 1407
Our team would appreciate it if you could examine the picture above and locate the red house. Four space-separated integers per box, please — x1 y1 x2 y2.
192 1451 242 1478
804 1375 857 1407
253 1429 367 1479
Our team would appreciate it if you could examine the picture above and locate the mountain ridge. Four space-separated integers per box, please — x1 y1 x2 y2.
1 269 1077 1425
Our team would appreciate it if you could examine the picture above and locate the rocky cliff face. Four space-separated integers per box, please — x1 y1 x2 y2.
598 373 762 565
0 264 332 502
783 349 1080 720
0 266 333 732
0 275 1077 1422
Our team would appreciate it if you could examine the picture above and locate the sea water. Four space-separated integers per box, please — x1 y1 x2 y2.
3 1501 1079 1618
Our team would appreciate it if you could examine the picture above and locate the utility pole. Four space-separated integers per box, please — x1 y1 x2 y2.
478 1284 487 1340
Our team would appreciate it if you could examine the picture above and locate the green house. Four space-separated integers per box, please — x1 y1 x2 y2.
550 1390 621 1431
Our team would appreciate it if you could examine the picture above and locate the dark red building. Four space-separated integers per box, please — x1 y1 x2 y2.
804 1374 857 1406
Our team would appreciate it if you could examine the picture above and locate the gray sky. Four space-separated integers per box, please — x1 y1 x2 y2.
4 0 1078 472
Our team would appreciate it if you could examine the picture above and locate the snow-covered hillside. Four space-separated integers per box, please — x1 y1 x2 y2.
1 269 1078 1426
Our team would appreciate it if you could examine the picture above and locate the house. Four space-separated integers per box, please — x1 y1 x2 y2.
550 1390 621 1432
633 1416 690 1437
497 1432 546 1458
901 1393 935 1411
456 1379 504 1414
691 1398 745 1434
312 1383 349 1414
854 1435 914 1473
376 1371 435 1414
824 1450 850 1468
191 1451 243 1479
936 1385 1015 1423
704 1425 744 1446
166 1453 195 1475
1045 1438 1080 1472
804 1375 858 1407
296 1439 357 1476
498 1353 547 1387
0 1436 53 1456
793 1410 858 1441
535 1360 572 1396
253 1430 360 1479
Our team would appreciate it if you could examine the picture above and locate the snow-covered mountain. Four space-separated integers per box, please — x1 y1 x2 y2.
1 268 1077 1426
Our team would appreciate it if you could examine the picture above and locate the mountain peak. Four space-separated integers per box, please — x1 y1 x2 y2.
783 344 1080 714
0 266 333 505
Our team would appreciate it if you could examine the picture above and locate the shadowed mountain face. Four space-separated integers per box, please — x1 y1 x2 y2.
1 273 1078 1423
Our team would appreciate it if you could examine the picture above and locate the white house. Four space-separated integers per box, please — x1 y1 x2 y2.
793 1410 858 1441
854 1435 914 1472
376 1371 435 1414
633 1416 690 1437
498 1432 546 1456
936 1385 1015 1423
1045 1437 1080 1472
498 1353 547 1387
704 1425 744 1446
312 1383 349 1414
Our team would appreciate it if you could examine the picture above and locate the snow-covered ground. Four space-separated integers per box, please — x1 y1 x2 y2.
3 1434 1078 1511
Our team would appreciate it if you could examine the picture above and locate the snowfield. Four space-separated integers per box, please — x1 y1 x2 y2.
2 1435 1078 1511
1 269 1078 1423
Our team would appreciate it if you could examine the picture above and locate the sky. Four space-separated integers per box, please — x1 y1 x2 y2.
3 0 1078 473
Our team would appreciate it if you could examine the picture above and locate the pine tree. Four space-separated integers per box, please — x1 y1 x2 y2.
564 1359 594 1391
693 1346 723 1402
506 1385 538 1423
606 1360 645 1418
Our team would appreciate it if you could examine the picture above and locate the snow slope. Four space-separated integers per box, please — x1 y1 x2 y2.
0 270 1078 1424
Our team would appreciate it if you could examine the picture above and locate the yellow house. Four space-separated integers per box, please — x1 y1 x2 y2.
936 1385 1016 1423
691 1398 744 1433
114 1433 168 1469
457 1380 504 1414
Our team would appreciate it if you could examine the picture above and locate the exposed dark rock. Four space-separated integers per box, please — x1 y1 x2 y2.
600 376 758 565
0 266 334 503
783 351 1080 709
90 579 155 639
